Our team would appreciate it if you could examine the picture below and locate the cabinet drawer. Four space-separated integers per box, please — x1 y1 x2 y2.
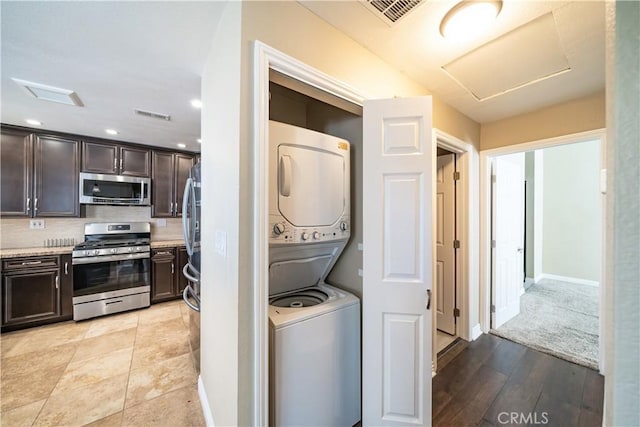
3 256 59 271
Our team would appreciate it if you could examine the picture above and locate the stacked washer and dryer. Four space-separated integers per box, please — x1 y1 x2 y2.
268 120 361 426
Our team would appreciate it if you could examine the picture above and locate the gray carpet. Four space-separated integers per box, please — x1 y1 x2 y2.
491 278 599 370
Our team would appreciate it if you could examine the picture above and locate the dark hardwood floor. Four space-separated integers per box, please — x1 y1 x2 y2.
433 334 604 426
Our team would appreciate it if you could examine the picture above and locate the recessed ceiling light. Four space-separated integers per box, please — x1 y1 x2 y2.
105 129 118 135
25 119 42 126
177 143 187 149
197 138 202 144
12 78 84 106
190 99 202 109
440 0 502 40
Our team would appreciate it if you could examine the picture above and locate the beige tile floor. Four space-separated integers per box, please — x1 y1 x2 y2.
0 300 204 427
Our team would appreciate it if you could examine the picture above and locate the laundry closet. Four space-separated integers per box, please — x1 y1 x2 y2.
267 72 364 426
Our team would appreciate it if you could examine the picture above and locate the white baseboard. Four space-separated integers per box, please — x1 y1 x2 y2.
471 324 483 340
198 376 215 427
538 273 599 287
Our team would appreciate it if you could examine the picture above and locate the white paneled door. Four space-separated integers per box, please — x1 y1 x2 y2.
436 153 456 335
363 97 433 426
491 153 525 328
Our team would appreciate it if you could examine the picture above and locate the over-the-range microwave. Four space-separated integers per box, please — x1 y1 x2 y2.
79 172 151 206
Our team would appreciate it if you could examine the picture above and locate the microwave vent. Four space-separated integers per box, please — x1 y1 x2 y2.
134 109 171 121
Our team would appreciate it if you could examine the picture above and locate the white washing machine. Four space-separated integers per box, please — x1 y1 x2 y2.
268 121 360 426
269 255 361 427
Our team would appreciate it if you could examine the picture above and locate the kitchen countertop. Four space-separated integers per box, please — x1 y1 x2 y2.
1 240 185 259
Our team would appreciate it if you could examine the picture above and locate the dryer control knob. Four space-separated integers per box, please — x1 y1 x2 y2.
313 232 321 240
273 223 285 235
301 232 309 241
340 221 348 231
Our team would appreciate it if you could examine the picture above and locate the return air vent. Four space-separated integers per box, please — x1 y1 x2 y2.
134 109 171 121
362 0 424 26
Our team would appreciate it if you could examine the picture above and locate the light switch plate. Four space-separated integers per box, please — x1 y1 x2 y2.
157 219 167 227
215 230 227 257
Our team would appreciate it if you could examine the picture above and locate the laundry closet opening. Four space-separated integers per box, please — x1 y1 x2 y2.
267 70 364 426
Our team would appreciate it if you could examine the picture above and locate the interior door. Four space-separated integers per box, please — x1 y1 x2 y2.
363 96 433 426
491 153 525 328
436 153 456 335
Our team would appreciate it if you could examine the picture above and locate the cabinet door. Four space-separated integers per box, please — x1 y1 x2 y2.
34 136 80 217
60 254 73 319
151 151 175 217
1 129 32 216
120 146 150 177
2 269 60 326
82 141 118 174
176 247 189 294
151 249 176 302
174 154 194 217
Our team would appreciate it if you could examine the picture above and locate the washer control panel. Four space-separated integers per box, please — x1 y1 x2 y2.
269 216 349 245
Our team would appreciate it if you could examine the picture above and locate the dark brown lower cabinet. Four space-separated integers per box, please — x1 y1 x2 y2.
151 246 188 303
1 254 73 332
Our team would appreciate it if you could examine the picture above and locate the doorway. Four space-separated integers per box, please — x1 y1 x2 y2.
480 130 606 373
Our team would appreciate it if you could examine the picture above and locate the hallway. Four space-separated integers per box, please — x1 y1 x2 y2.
433 334 604 426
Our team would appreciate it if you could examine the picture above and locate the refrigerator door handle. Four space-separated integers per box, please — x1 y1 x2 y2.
182 176 195 256
183 284 200 312
182 262 200 283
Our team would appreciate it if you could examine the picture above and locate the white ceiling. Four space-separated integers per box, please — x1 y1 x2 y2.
1 1 225 152
300 0 605 123
1 1 605 152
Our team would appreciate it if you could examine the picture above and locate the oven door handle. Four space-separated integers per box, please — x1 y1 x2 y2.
72 252 150 265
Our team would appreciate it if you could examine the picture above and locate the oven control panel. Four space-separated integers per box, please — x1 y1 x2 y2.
72 245 150 259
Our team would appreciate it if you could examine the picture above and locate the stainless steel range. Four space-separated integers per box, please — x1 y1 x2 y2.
72 222 151 321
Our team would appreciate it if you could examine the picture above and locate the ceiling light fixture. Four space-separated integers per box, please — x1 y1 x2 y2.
25 119 42 126
105 129 118 136
197 138 202 144
440 0 502 40
190 99 202 109
177 143 187 149
12 78 84 106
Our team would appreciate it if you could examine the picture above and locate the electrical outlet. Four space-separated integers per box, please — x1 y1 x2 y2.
29 219 45 229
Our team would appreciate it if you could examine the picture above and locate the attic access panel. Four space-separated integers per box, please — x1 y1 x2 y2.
442 12 571 101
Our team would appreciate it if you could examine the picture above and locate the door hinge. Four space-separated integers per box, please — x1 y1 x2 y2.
453 240 461 249
491 240 496 248
491 174 497 184
490 304 496 313
453 171 460 181
453 308 460 317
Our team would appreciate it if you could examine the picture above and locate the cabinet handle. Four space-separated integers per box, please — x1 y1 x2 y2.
55 275 59 289
21 260 42 266
171 263 175 274
155 251 171 256
114 157 118 172
65 262 69 275
120 158 123 172
26 197 31 214
34 198 39 213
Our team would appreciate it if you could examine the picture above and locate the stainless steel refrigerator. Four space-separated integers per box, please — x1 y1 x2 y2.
181 161 201 373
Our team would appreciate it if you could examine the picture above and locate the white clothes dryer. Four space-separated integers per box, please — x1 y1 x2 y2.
269 282 361 427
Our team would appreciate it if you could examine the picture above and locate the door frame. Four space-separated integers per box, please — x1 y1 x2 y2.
479 128 607 373
252 41 365 425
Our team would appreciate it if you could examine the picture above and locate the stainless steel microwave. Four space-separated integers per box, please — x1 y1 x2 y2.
79 172 150 206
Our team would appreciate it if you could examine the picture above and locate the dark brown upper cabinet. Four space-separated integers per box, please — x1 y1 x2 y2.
82 141 150 177
1 130 80 217
151 151 194 217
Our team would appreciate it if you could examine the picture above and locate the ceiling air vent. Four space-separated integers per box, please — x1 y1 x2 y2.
134 109 171 121
362 0 424 26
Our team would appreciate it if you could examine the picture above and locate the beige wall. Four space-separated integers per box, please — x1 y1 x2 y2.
480 91 605 150
0 206 183 249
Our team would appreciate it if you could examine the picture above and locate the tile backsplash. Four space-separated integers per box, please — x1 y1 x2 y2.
0 206 183 249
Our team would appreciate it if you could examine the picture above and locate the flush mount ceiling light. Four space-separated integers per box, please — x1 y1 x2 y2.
105 129 118 136
177 143 186 149
190 99 202 109
197 138 202 144
25 119 42 126
440 0 502 40
12 78 84 106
